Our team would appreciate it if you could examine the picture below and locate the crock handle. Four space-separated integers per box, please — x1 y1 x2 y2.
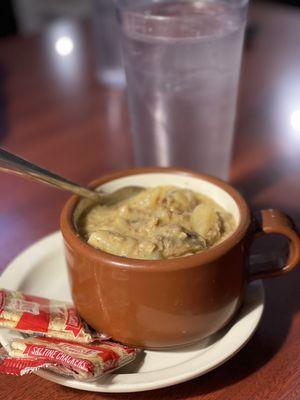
249 209 300 281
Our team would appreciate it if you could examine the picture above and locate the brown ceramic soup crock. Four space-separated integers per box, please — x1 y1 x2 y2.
60 167 300 348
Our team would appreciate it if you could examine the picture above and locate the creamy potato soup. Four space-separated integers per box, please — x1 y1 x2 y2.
78 186 235 260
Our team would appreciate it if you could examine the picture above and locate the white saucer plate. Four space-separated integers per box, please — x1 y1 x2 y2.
0 231 264 393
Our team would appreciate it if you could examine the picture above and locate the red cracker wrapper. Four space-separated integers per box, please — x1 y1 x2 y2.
0 289 108 343
0 348 52 376
0 337 138 381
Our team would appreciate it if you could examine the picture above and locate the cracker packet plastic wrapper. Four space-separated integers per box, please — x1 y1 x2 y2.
0 348 53 377
0 289 108 343
0 337 138 381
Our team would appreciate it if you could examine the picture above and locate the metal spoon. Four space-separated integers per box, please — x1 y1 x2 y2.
0 148 143 205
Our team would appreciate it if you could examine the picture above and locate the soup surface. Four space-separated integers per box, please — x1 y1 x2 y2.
79 186 235 260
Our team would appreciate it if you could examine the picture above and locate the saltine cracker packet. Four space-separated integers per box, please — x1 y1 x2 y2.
0 336 138 381
0 289 108 343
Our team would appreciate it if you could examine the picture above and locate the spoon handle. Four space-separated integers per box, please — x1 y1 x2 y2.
0 148 99 201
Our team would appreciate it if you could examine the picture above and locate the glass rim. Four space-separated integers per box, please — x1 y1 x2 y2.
115 0 249 21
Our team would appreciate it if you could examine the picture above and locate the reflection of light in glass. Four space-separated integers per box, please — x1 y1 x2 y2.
290 110 300 133
55 36 74 56
153 95 170 166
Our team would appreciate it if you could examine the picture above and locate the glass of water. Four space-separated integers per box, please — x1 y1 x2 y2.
115 0 248 180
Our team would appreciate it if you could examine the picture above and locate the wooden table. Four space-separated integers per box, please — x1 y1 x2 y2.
0 1 300 399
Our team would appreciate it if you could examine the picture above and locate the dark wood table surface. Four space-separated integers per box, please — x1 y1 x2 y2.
0 1 300 399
